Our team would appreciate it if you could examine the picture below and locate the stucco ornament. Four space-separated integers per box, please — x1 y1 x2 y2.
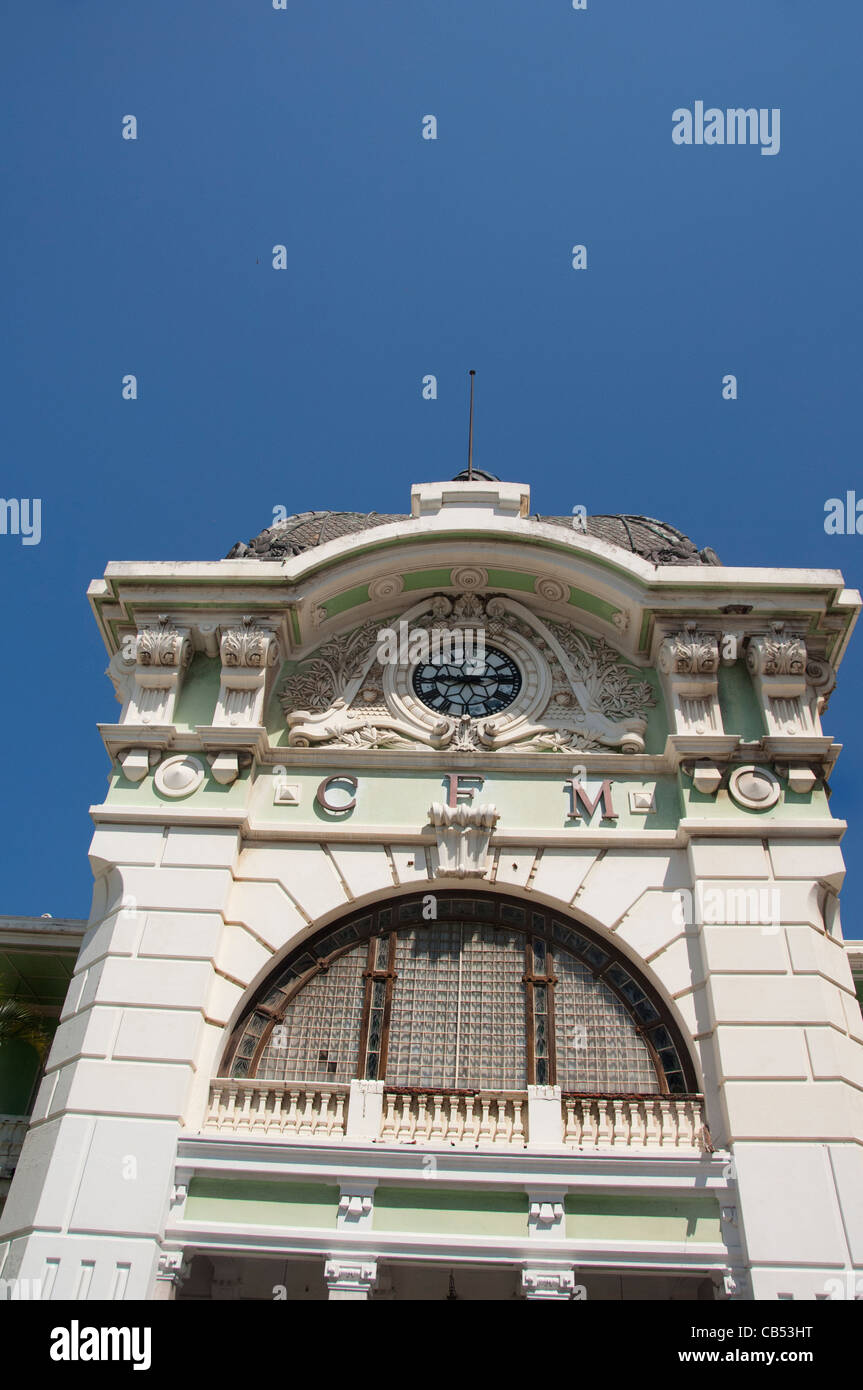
279 593 654 753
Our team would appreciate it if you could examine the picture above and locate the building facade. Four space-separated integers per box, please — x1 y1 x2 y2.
1 475 863 1301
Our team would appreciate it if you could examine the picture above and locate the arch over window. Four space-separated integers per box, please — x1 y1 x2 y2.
223 893 696 1095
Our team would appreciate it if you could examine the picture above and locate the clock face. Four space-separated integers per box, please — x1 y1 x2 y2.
412 646 522 718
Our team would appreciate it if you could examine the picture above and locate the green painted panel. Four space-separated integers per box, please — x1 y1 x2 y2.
402 569 453 591
374 1187 528 1237
323 585 370 618
718 663 765 741
249 765 683 832
564 1194 721 1244
172 654 220 732
637 666 668 756
107 764 251 809
485 568 536 594
566 587 620 624
682 780 831 821
184 1178 339 1228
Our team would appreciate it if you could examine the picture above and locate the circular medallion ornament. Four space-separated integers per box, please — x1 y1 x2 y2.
450 566 488 591
728 765 780 811
536 577 569 604
154 755 206 799
369 575 405 603
412 646 522 718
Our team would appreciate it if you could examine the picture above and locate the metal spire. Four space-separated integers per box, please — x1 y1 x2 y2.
467 370 476 480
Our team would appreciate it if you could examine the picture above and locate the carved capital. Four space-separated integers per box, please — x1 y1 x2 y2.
137 616 192 669
658 623 720 675
220 616 279 668
746 624 807 677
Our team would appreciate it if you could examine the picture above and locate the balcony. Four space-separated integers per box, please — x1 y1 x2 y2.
203 1080 709 1152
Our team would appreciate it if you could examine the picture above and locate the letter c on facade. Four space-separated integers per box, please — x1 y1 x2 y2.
315 775 358 814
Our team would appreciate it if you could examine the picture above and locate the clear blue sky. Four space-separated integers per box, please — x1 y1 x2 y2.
2 1 862 936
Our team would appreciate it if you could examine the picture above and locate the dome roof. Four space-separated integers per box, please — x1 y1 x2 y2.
226 509 721 567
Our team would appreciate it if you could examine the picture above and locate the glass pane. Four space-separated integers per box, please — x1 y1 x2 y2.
386 921 527 1090
553 947 659 1093
249 943 366 1084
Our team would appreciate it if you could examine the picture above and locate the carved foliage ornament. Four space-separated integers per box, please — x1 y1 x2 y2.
278 593 654 754
136 616 192 669
658 623 720 676
746 624 807 677
220 616 278 668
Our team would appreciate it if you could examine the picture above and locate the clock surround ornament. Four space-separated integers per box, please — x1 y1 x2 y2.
279 591 653 753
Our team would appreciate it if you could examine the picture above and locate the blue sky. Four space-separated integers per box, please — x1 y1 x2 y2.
2 1 862 936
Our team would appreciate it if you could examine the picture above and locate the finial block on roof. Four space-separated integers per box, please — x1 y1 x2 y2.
410 479 530 520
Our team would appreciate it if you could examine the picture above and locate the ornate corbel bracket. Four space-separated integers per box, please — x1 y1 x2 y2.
428 801 500 878
746 623 816 736
214 617 281 729
657 623 722 736
125 616 193 727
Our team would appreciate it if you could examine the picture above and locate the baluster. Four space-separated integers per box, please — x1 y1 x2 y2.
447 1095 463 1143
430 1095 446 1143
628 1099 646 1147
493 1096 510 1144
563 1098 578 1146
659 1098 675 1147
416 1094 429 1141
285 1089 300 1135
642 1097 658 1146
478 1096 493 1144
253 1086 269 1132
581 1100 598 1149
676 1099 693 1148
512 1097 526 1147
224 1081 239 1131
270 1087 284 1134
596 1098 613 1146
206 1084 222 1129
298 1089 316 1135
463 1095 478 1143
333 1090 346 1137
612 1099 628 1147
381 1093 398 1140
238 1084 253 1132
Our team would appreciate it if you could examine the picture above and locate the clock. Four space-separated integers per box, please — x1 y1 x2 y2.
412 646 522 718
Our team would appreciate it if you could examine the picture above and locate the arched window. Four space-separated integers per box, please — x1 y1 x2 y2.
224 894 695 1095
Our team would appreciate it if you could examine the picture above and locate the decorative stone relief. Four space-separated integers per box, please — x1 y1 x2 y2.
450 565 487 590
154 754 205 798
123 616 193 726
428 800 500 877
658 623 723 736
279 594 654 754
535 577 569 604
213 617 280 732
746 624 819 736
728 765 781 811
368 574 404 603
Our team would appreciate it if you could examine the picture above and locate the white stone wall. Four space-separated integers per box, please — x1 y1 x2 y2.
1 821 861 1300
